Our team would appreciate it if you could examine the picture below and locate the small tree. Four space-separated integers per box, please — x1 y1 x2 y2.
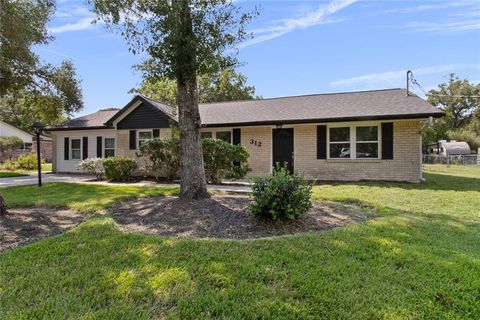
137 137 180 181
202 138 250 184
0 136 24 160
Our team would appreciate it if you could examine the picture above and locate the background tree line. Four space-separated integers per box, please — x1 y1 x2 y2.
423 73 480 153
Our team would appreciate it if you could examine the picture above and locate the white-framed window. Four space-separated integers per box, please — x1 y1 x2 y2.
356 126 379 158
329 127 351 158
215 131 232 144
104 137 115 158
71 138 81 160
327 124 380 159
138 130 152 147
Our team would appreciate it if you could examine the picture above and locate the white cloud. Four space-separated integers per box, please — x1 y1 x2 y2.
406 19 480 33
381 2 474 15
240 0 357 48
49 17 98 34
331 64 475 87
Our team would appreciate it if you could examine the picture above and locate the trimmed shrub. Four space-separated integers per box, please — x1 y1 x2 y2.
202 138 250 184
77 158 105 180
102 156 137 182
16 153 41 170
1 160 18 171
137 137 180 181
249 164 312 220
137 137 250 183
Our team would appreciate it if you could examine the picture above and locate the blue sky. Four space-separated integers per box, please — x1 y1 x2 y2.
38 0 480 116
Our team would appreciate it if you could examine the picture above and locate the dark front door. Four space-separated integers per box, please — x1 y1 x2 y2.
272 128 294 173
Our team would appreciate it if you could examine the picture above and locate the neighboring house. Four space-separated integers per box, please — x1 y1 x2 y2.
0 120 52 162
47 88 443 182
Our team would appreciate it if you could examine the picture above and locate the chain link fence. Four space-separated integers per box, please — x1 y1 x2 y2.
423 154 479 165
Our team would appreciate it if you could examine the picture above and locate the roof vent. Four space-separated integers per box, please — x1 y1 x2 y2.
99 108 119 111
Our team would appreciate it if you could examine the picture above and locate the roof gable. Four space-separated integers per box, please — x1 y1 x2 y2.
117 102 173 129
105 95 177 127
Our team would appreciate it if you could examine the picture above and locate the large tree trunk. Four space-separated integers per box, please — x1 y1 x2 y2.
176 0 209 200
0 194 6 215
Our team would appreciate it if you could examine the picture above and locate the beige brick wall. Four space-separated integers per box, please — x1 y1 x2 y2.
239 120 422 182
240 127 272 177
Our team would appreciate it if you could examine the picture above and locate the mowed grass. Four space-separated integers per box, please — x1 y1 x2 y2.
0 171 28 178
1 165 480 319
1 182 178 213
0 163 52 178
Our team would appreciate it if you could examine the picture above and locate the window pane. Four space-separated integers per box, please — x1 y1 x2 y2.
104 149 115 158
216 131 231 143
105 138 115 149
356 126 378 141
139 131 152 139
201 132 212 139
71 139 81 149
72 150 81 160
330 143 350 158
356 143 378 158
330 127 350 142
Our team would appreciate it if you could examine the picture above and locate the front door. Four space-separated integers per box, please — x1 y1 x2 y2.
272 128 294 173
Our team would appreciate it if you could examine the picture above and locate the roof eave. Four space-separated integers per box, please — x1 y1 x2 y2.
201 112 445 128
46 126 114 132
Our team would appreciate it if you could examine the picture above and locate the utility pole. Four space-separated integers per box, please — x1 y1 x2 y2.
406 70 412 96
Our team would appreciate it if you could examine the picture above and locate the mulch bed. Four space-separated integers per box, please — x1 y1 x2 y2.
109 195 375 239
0 195 375 251
0 208 85 252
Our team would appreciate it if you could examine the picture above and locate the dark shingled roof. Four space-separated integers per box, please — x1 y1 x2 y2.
198 88 443 127
48 108 119 131
49 88 443 130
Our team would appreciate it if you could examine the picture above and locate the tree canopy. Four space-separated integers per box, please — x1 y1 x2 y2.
0 0 83 130
423 74 480 152
131 68 258 105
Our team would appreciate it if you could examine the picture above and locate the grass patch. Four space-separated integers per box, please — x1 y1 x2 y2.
0 171 28 178
1 182 178 213
0 165 479 318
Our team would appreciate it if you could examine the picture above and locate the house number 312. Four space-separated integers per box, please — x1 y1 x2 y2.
249 139 262 147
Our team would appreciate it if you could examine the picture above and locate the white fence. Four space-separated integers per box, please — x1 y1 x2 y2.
423 154 479 165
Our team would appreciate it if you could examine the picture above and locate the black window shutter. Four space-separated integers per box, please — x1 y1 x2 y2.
382 122 394 160
152 129 160 138
317 125 327 159
97 136 102 158
64 137 69 160
232 128 241 145
82 137 88 160
129 130 136 150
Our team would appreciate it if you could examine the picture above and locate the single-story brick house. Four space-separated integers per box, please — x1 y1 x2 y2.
47 88 443 182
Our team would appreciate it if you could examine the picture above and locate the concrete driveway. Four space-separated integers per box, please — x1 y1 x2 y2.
0 173 251 192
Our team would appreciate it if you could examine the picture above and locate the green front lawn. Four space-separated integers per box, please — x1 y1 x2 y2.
0 171 28 178
1 183 178 213
1 165 479 319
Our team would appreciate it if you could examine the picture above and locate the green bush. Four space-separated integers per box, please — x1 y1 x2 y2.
77 158 105 180
16 153 41 170
137 137 250 183
202 138 250 184
102 156 137 182
1 160 18 171
137 137 180 181
249 164 312 220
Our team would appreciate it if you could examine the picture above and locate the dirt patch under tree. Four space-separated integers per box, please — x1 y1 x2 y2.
0 207 85 252
109 195 375 239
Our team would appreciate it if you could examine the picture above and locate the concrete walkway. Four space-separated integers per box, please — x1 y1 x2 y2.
0 173 252 192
